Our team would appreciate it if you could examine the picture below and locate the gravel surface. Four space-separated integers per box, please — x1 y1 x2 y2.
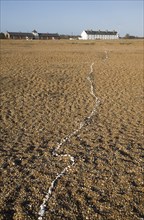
0 39 143 220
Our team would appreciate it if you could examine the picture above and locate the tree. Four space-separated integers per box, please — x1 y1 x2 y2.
124 33 130 39
124 33 136 39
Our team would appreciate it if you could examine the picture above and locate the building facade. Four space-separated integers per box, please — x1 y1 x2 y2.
80 30 119 40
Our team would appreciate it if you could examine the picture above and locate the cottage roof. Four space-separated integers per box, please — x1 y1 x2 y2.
39 33 59 37
85 30 117 35
39 33 49 37
7 32 34 37
48 33 59 37
32 30 38 33
6 31 60 38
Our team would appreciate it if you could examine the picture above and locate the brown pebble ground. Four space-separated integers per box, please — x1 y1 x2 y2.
0 39 143 220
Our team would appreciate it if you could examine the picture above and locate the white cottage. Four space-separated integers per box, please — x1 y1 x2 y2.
80 30 119 40
32 30 39 39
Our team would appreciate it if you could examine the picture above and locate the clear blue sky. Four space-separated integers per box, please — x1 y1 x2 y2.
0 0 143 37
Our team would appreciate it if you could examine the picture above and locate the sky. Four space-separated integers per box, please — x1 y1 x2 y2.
0 0 143 37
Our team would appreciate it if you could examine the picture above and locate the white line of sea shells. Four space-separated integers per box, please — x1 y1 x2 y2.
38 51 108 219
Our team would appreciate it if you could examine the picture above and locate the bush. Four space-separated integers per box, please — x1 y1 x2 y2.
0 33 6 39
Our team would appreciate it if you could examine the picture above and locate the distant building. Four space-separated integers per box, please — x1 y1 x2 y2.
79 30 119 40
39 33 60 40
5 32 34 40
4 30 60 40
